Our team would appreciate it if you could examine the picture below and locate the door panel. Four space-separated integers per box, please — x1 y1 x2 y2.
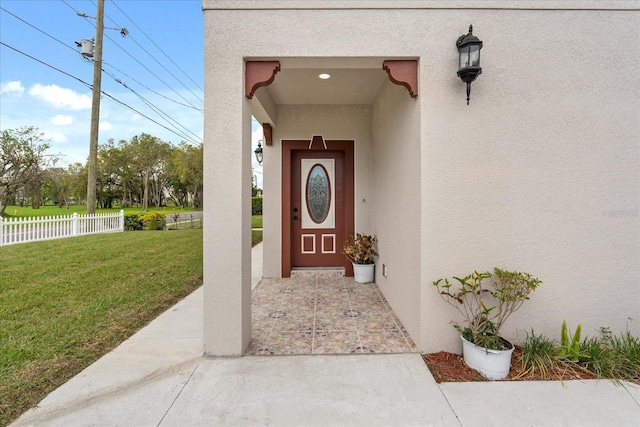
282 140 354 277
292 151 344 268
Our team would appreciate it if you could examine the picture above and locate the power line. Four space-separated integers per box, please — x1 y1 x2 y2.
97 1 204 105
60 0 96 29
101 59 203 112
111 0 204 94
100 30 202 112
101 67 202 143
100 90 201 146
59 0 202 141
0 41 92 90
0 41 201 146
0 7 79 55
76 0 202 112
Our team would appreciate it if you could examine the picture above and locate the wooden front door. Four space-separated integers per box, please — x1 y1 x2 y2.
282 139 354 277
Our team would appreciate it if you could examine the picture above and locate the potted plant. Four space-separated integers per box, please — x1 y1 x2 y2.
432 267 542 379
343 233 378 283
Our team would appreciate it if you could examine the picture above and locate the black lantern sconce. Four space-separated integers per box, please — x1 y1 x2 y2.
456 25 483 105
254 140 263 165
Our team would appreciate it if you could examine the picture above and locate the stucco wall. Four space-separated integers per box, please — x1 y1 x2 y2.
371 80 422 345
262 104 374 278
419 9 640 353
202 37 252 355
204 1 639 355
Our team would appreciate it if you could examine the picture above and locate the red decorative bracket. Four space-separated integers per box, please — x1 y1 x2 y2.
382 60 418 98
263 123 273 146
246 61 281 99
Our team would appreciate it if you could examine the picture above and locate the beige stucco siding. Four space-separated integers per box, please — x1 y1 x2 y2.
203 1 639 355
419 10 640 352
371 79 422 346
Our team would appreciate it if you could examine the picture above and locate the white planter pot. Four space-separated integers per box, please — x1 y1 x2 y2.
352 263 375 283
461 335 514 380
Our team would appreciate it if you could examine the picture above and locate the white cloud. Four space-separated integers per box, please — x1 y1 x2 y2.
42 130 67 143
50 115 73 126
99 121 112 131
1 80 25 97
28 84 91 110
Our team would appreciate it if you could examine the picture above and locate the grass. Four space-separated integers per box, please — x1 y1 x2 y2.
516 329 558 379
516 327 640 383
252 215 263 228
252 229 263 246
580 328 640 382
0 230 203 426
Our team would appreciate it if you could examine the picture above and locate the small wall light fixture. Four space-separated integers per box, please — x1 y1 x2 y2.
456 25 483 105
254 140 264 165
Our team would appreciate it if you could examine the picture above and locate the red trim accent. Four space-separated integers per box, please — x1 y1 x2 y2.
245 61 281 99
263 123 273 146
382 60 418 98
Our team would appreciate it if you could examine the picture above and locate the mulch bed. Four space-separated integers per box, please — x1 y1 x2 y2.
423 346 604 383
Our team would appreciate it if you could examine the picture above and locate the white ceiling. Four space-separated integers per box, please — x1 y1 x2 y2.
265 67 389 105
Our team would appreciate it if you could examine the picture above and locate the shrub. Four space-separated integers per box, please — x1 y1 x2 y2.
124 213 143 231
433 268 542 350
139 211 166 230
252 197 262 215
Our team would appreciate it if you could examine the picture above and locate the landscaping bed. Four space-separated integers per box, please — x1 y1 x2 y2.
423 346 639 384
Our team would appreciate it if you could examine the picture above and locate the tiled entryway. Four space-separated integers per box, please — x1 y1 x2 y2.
247 271 418 355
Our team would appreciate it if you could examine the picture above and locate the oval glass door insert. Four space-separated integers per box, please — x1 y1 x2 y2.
306 164 331 223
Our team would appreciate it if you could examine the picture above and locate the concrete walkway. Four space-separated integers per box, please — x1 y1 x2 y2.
12 244 640 426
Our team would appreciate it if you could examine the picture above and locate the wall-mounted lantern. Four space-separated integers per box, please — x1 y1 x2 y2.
254 140 263 165
456 25 483 105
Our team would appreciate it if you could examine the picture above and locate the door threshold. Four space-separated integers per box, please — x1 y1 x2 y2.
291 267 345 277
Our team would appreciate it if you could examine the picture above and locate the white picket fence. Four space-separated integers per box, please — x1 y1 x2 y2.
0 210 124 246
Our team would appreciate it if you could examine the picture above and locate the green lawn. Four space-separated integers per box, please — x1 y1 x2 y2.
252 215 263 228
0 230 203 426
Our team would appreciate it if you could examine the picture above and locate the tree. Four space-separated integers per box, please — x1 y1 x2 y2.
126 134 172 210
0 127 57 214
168 142 202 209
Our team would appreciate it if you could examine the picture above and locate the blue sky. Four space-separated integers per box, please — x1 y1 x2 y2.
0 0 263 185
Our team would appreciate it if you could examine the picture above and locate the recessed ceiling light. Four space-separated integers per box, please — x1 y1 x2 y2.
318 73 331 79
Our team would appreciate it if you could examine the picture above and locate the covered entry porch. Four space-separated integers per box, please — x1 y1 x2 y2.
204 55 421 356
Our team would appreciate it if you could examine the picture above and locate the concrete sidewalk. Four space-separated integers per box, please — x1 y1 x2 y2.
12 243 640 426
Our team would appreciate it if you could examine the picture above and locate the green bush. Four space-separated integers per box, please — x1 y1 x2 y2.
124 214 143 231
252 197 263 215
139 211 166 230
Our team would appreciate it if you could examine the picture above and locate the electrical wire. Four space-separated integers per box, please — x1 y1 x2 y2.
111 0 204 93
81 0 202 111
0 41 201 146
0 41 92 90
102 59 203 112
3 2 202 145
98 1 204 105
101 67 202 143
60 0 202 136
101 30 203 112
60 0 96 29
0 7 79 54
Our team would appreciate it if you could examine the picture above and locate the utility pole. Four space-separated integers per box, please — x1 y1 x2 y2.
86 0 104 215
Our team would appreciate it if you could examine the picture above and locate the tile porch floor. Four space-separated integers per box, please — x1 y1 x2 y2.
247 271 418 355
